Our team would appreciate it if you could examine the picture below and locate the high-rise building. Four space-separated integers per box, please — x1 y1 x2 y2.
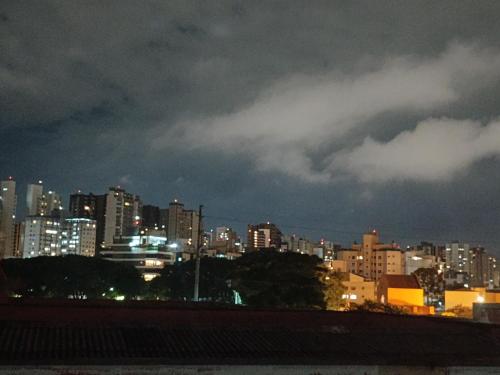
44 190 63 217
26 181 63 217
142 205 161 229
209 226 239 253
468 247 489 287
103 187 142 247
69 192 101 219
445 242 470 275
247 222 282 251
61 218 96 257
159 208 169 230
167 200 184 243
26 182 43 216
22 216 62 258
487 256 499 288
0 178 17 258
68 192 106 250
182 209 200 249
165 200 201 250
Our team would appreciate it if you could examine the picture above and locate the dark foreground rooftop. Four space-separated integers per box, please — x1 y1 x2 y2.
0 298 499 367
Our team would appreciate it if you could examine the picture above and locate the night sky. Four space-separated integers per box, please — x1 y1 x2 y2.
2 1 500 252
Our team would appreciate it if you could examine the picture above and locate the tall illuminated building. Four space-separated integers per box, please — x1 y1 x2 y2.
163 200 201 250
0 177 17 258
445 242 470 274
61 218 96 256
22 216 62 258
103 187 142 247
247 222 282 251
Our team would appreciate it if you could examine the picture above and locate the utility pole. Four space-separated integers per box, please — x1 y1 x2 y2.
193 204 203 302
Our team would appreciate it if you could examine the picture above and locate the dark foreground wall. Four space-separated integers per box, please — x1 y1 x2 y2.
0 365 500 375
0 298 499 371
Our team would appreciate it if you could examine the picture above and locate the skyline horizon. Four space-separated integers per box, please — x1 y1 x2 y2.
3 175 499 253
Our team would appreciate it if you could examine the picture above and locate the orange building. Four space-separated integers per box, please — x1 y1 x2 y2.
377 274 434 315
445 288 500 311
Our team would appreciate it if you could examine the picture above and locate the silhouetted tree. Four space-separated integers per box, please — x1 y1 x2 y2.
1 255 145 299
231 250 326 309
412 267 444 306
150 257 234 303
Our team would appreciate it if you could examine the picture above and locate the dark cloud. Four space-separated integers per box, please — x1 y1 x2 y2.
2 1 500 252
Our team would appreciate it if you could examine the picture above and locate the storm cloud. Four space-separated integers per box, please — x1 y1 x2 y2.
155 43 500 182
2 1 500 250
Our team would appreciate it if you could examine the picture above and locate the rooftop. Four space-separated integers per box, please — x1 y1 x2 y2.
381 274 421 289
0 298 499 366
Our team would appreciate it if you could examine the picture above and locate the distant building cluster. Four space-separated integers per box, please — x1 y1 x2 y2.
0 176 499 316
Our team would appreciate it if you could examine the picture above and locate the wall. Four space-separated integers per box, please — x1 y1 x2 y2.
0 365 497 375
388 288 424 307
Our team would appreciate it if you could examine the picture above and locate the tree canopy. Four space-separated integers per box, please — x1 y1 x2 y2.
230 250 328 309
150 257 234 303
1 255 145 299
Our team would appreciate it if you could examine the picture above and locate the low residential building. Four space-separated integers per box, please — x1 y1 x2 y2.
377 274 433 315
445 288 500 311
341 273 375 305
327 259 347 273
336 249 362 274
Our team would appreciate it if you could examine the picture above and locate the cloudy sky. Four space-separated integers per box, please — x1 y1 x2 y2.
2 1 500 251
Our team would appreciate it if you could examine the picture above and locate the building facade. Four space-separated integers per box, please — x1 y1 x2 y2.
0 178 17 258
103 187 142 247
100 234 176 281
247 222 282 251
22 216 62 258
164 200 201 250
61 218 96 256
26 182 43 216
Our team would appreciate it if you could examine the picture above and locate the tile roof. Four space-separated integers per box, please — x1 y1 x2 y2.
381 274 421 289
0 298 499 366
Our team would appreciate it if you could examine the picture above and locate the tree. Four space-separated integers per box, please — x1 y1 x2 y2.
412 267 444 306
150 257 235 303
230 250 326 309
322 270 346 310
1 255 145 300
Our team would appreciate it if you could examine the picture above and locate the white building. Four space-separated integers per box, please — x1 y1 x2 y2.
0 178 17 258
100 234 176 281
23 216 62 258
61 218 96 256
26 182 43 216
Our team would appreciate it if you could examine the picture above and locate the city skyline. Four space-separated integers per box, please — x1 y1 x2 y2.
2 176 499 254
